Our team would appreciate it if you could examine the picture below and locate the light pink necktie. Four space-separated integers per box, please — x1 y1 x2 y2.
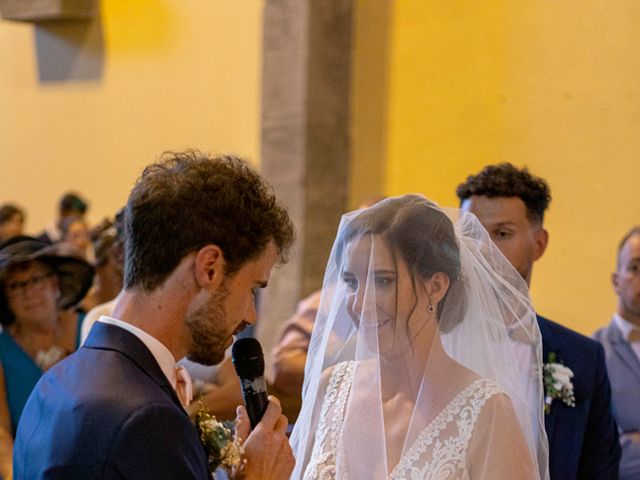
175 365 193 408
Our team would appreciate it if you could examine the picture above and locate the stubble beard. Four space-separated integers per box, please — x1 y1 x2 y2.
622 294 640 320
185 287 231 366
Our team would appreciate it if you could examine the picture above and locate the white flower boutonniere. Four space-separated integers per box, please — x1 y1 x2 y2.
543 352 576 414
195 403 245 472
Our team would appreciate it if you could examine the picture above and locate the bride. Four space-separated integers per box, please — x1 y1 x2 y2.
289 195 549 480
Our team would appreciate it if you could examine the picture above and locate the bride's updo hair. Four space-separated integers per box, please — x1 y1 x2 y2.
336 195 463 322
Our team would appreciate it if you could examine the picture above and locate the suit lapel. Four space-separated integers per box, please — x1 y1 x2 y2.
84 322 186 412
607 320 640 383
537 315 560 445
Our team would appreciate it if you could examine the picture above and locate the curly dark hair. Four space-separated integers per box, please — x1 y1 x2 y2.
456 163 551 225
124 150 295 291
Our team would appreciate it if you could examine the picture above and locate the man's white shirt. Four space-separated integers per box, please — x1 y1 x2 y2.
97 316 182 393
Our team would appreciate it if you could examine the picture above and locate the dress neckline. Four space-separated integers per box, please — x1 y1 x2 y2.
388 377 500 479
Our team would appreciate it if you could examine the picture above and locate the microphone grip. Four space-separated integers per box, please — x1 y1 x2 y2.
239 375 269 429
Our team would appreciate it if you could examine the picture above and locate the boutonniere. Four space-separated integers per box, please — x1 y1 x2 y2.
543 352 576 414
195 402 245 472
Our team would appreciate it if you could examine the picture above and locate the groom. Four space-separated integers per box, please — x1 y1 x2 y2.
457 163 621 480
13 151 296 479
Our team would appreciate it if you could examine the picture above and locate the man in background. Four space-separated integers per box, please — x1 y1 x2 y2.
457 163 620 480
0 204 25 244
39 192 89 244
594 226 640 480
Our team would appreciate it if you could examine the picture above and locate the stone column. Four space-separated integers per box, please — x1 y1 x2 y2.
258 0 353 362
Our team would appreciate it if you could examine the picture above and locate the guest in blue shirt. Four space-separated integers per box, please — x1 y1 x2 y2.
0 236 93 479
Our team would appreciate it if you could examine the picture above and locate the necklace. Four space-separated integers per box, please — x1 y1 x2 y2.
34 345 66 370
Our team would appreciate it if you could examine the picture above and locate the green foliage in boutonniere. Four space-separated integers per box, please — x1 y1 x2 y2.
195 402 245 472
543 352 576 414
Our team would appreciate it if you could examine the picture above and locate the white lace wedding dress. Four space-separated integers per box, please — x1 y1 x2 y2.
302 361 504 480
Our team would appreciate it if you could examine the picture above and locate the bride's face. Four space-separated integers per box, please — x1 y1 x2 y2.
341 234 430 355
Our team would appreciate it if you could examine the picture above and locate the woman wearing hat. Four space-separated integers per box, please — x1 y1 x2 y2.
0 236 93 479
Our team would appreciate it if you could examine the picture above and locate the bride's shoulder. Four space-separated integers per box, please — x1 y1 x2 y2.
444 361 510 412
468 378 517 422
313 360 357 400
320 360 356 388
471 379 511 411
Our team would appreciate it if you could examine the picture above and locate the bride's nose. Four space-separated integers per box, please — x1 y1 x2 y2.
347 288 365 323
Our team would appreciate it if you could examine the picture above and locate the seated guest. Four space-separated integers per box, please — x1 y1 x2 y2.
79 213 125 314
0 205 25 244
89 226 121 303
80 210 126 343
0 236 93 479
39 192 88 244
270 290 320 398
60 215 94 264
594 226 640 480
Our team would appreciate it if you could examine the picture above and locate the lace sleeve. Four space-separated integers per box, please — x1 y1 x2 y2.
466 391 537 479
301 361 355 480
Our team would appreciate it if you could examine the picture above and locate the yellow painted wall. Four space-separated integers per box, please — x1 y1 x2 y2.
0 0 263 232
2 0 638 336
349 0 392 208
369 0 640 335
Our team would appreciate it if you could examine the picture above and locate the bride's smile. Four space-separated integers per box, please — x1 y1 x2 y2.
341 233 438 358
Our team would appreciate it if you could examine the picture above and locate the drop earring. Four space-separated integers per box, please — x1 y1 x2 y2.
426 291 435 313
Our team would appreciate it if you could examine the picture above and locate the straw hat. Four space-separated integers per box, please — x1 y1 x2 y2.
0 236 94 325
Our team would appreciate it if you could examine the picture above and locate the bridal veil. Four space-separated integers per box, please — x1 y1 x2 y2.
289 195 549 480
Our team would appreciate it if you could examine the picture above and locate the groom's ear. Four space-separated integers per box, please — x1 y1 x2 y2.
194 244 226 290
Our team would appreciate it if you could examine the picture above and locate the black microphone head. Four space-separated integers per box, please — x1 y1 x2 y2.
232 337 265 378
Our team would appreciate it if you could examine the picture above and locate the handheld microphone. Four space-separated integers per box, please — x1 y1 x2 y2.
232 337 269 429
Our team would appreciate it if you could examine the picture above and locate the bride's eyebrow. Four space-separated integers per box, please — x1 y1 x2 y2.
373 269 395 275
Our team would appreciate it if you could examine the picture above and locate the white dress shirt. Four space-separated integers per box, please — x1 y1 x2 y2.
87 305 219 386
97 316 181 392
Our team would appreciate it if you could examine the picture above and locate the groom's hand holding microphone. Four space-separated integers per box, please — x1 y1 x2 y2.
232 338 294 479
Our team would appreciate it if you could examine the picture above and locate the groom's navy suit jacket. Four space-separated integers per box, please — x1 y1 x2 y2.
538 315 621 480
13 322 210 480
